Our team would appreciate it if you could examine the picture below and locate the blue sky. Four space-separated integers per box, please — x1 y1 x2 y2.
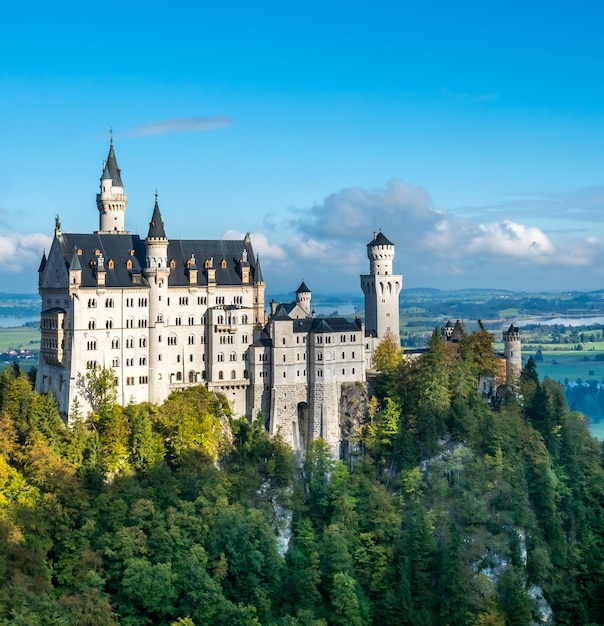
2 1 604 295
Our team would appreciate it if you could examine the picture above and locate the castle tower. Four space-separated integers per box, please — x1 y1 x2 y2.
144 194 170 404
360 231 402 344
295 281 311 317
96 139 129 234
503 324 522 387
253 255 266 328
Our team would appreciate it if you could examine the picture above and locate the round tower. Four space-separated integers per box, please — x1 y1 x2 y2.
144 194 170 404
360 231 402 345
295 281 311 317
96 139 129 233
503 324 522 387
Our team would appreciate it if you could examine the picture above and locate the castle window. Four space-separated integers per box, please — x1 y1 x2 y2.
88 320 96 330
170 259 176 269
188 316 194 325
297 370 300 376
105 298 113 308
126 298 134 307
139 337 147 348
139 376 148 384
217 353 224 362
106 319 113 329
202 370 206 379
221 258 227 269
126 358 134 366
168 335 177 346
218 371 224 380
242 314 248 324
342 352 345 359
126 259 133 269
126 377 135 386
139 298 147 307
351 335 356 342
230 352 237 362
282 338 286 345
87 340 97 350
283 372 286 378
179 297 189 306
198 296 207 305
231 370 236 379
352 368 355 375
126 318 134 328
242 334 248 344
190 354 194 362
204 259 211 269
283 355 286 362
352 351 355 358
189 371 195 382
112 358 120 367
175 317 182 326
318 353 322 361
108 259 114 269
126 337 134 348
139 357 147 366
88 299 97 308
188 335 195 345
217 315 224 324
244 369 248 378
138 318 147 328
342 369 345 375
111 338 120 349
158 354 162 361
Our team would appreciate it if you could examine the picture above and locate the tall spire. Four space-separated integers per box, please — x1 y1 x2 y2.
254 254 264 283
96 138 128 233
147 192 167 239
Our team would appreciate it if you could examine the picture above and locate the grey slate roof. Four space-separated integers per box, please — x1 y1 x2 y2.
291 316 363 334
255 255 264 283
367 231 394 247
296 281 311 294
53 232 260 289
102 142 123 187
147 198 167 239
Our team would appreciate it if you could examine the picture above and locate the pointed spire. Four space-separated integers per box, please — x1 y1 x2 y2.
101 139 123 186
69 247 81 271
296 280 311 294
38 250 47 273
254 254 264 283
147 192 167 239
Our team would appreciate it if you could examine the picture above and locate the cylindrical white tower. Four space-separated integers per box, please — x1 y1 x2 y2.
295 281 311 317
360 231 402 344
96 141 129 234
144 195 170 404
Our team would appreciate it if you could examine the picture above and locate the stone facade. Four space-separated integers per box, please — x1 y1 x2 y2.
36 143 400 454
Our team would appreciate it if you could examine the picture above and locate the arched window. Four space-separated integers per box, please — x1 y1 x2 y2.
88 319 96 330
139 337 147 348
176 371 182 381
217 352 224 362
170 259 176 269
189 371 195 383
242 314 248 324
126 259 133 269
111 338 120 349
218 370 224 380
231 370 236 379
217 315 224 324
221 258 227 269
106 319 113 329
107 259 114 269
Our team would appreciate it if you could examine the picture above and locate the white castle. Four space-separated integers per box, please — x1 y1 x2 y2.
36 142 403 453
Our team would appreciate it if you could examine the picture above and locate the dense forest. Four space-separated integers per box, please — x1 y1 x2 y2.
0 330 603 625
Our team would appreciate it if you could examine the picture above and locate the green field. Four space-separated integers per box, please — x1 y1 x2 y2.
0 326 40 353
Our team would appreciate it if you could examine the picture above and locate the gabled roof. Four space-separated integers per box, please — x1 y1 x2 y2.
367 231 394 247
54 233 260 289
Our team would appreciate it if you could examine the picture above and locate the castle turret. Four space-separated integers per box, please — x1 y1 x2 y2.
503 324 522 387
68 246 82 295
253 254 266 327
144 194 170 404
295 281 311 317
96 139 129 234
360 231 402 346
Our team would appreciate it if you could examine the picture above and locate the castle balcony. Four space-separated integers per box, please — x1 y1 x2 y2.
214 324 237 334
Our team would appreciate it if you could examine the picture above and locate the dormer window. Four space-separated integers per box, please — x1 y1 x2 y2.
204 259 211 268
107 259 114 269
170 259 176 269
126 259 133 269
221 258 227 269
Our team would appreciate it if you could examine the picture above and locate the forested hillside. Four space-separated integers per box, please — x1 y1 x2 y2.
0 329 603 625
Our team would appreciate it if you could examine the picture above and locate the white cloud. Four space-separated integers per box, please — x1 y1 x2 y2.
222 230 286 260
468 220 554 258
120 116 233 138
0 231 52 273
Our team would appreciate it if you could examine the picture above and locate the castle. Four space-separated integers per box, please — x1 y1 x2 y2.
36 142 404 453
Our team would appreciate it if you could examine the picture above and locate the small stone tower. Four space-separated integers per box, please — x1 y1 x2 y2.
360 231 402 344
96 139 129 234
144 194 170 404
503 324 522 387
295 281 311 317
